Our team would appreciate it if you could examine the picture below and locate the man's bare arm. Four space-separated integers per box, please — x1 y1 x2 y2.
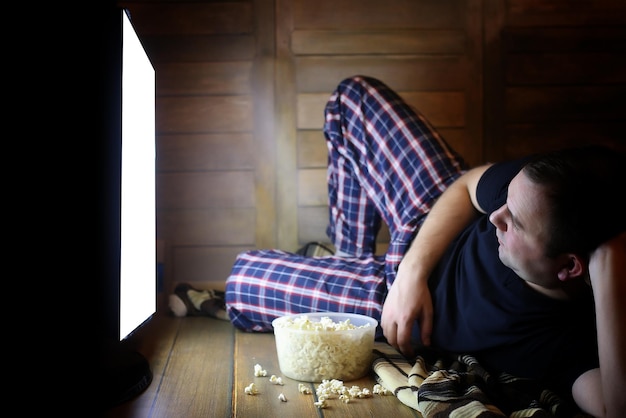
381 164 491 357
573 232 626 417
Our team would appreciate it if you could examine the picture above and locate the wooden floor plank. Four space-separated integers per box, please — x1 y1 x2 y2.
233 329 420 418
233 330 320 417
151 317 234 418
105 312 419 417
104 311 182 418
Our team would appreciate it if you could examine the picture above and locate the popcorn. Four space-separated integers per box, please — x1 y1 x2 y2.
373 383 391 395
280 315 362 331
245 356 387 409
244 382 259 395
314 399 328 409
298 383 312 394
254 364 267 377
273 315 375 382
269 375 284 385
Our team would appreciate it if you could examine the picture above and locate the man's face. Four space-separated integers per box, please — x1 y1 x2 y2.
488 171 561 287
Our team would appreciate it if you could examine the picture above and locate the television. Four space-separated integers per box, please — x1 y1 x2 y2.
96 6 156 410
119 8 156 343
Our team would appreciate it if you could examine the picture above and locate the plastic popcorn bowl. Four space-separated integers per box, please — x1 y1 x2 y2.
272 312 378 382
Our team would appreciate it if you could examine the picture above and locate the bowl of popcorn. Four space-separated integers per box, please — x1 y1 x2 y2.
271 312 378 382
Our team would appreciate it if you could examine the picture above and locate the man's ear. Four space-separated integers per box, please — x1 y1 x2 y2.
557 254 586 281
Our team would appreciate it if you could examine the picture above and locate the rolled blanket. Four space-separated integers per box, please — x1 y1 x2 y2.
371 342 589 418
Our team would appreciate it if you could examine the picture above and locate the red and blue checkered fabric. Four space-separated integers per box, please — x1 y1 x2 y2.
225 76 467 332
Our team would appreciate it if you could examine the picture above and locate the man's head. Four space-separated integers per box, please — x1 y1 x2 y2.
489 145 626 289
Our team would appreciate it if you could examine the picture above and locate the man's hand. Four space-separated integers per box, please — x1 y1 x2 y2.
381 261 433 358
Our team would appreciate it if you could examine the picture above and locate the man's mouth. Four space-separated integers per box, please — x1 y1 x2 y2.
495 232 503 247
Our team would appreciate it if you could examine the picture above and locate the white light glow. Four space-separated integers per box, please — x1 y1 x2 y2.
120 10 156 340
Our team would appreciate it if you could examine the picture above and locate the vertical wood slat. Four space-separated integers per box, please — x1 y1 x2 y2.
482 0 507 162
253 0 278 249
463 0 484 166
275 0 299 251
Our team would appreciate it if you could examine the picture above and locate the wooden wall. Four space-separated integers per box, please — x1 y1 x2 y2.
118 0 626 294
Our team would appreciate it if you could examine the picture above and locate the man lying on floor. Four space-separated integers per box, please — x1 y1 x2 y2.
171 76 626 418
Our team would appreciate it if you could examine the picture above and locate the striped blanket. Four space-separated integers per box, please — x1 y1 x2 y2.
371 342 590 417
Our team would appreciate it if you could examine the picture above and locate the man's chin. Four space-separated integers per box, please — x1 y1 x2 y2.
498 252 511 268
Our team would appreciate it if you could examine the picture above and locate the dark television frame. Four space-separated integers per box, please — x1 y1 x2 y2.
95 5 156 410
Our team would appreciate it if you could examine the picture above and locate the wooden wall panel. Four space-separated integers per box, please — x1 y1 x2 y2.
291 30 466 55
158 134 254 172
117 0 625 298
120 0 277 293
158 209 256 246
506 0 626 27
296 92 466 130
502 124 626 161
297 207 330 244
297 169 327 206
157 172 255 209
297 207 390 255
484 0 626 161
292 0 464 29
173 246 252 289
157 96 253 133
506 86 625 123
297 131 327 168
285 0 483 253
295 57 470 92
124 2 254 34
141 35 256 62
506 53 626 85
157 62 253 95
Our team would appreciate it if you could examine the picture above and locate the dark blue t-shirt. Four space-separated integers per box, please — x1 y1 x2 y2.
428 158 598 395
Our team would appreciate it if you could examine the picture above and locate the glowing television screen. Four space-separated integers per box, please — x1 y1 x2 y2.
119 8 156 341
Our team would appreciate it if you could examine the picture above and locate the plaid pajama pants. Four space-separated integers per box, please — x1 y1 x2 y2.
225 76 467 333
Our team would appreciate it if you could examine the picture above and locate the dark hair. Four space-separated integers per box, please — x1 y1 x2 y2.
522 145 626 258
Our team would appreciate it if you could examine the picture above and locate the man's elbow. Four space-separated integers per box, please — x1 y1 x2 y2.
572 368 625 418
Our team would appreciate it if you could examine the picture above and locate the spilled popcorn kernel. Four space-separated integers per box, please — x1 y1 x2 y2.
278 393 287 402
298 383 312 394
314 399 328 409
244 383 259 395
254 364 267 377
373 383 391 395
269 375 284 385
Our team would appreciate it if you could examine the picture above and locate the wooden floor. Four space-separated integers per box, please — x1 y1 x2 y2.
104 307 422 418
